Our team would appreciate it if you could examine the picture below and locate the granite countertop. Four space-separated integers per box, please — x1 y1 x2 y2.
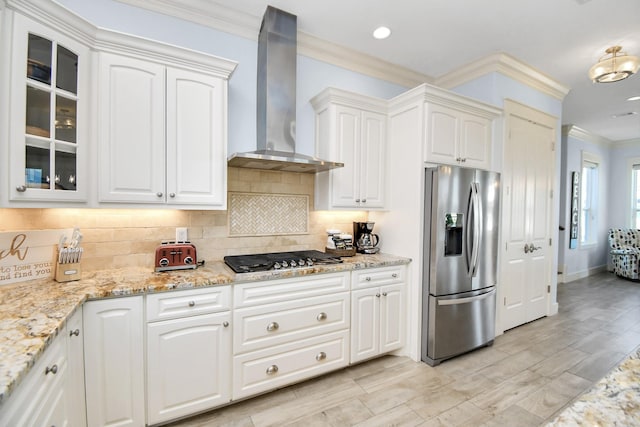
0 253 409 405
548 345 640 426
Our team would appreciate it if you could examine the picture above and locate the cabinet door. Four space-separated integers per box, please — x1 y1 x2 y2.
360 111 386 208
84 296 145 427
8 13 89 202
459 112 491 169
166 68 227 207
424 104 459 165
66 307 86 427
98 53 166 203
331 105 361 208
379 284 405 354
147 311 231 425
350 287 380 363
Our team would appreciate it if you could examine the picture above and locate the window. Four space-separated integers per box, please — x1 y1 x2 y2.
632 162 640 228
580 152 600 246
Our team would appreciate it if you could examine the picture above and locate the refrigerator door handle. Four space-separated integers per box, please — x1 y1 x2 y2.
437 288 496 306
465 183 474 276
471 182 482 276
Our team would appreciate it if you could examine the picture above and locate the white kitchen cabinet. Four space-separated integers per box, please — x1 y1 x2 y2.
350 266 406 363
5 10 90 204
97 48 235 208
146 287 232 425
0 316 70 426
232 272 350 400
66 307 87 427
425 103 492 169
84 296 145 427
312 88 387 210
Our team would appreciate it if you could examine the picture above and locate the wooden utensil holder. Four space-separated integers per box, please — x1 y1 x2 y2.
55 262 81 282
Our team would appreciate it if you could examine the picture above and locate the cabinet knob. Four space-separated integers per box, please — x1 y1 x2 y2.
16 185 27 192
188 301 195 307
362 199 366 203
382 292 388 296
376 293 381 298
156 192 163 198
223 321 229 327
267 322 279 332
69 329 80 337
169 193 176 198
266 365 279 375
355 199 360 203
316 312 327 321
45 364 58 375
316 351 327 361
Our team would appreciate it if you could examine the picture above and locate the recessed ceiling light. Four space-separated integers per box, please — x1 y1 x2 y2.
373 26 391 40
628 96 640 101
611 111 638 118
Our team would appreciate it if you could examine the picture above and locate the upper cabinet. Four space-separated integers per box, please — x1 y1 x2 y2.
425 103 493 169
0 0 237 208
312 88 387 210
6 12 90 203
97 50 235 208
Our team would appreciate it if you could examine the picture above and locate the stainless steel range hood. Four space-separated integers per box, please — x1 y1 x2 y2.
227 6 343 173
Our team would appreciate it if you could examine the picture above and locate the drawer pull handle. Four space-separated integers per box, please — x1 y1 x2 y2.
45 364 58 375
70 329 80 337
316 352 327 361
188 301 195 307
392 273 398 278
365 277 371 281
266 365 279 375
316 312 327 321
223 321 229 327
382 292 388 296
267 322 279 332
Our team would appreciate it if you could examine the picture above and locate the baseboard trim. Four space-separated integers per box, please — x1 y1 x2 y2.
561 265 607 283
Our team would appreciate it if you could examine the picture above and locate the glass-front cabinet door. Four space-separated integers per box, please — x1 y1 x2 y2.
9 14 88 202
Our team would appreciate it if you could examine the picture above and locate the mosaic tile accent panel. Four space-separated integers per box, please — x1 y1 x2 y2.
228 193 309 236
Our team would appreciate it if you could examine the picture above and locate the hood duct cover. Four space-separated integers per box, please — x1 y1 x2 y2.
227 6 343 173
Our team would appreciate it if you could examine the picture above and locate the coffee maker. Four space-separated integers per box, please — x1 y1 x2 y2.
353 221 380 254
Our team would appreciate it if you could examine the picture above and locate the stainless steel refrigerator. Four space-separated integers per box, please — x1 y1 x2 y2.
421 165 500 366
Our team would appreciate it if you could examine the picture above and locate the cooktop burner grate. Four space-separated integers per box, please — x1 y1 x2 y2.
224 250 342 273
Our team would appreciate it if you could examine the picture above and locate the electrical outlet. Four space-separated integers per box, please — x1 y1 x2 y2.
176 227 188 243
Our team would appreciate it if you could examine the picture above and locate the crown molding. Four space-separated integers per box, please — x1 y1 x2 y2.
435 52 571 101
562 125 613 147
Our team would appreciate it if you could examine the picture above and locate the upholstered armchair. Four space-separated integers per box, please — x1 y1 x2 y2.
608 228 640 280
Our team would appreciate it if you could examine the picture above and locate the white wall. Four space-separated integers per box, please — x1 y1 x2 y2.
558 130 611 281
609 142 640 227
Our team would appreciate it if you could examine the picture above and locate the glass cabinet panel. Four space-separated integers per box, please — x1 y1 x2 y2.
24 32 78 192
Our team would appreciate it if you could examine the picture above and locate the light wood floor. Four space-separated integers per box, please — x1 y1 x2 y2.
168 272 640 427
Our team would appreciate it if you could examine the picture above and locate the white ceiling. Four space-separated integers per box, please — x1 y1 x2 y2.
144 0 640 141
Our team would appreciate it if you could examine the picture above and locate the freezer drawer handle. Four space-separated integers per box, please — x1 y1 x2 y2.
437 289 496 306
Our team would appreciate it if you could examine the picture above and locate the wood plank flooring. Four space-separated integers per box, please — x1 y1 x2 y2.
167 272 640 427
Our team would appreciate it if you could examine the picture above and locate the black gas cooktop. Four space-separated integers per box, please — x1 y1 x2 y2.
224 250 342 273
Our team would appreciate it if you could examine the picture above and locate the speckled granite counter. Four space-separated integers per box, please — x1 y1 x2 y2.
548 345 640 426
0 253 409 405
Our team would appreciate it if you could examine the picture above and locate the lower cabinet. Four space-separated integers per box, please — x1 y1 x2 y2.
84 296 145 427
350 266 406 363
0 308 84 427
146 287 231 425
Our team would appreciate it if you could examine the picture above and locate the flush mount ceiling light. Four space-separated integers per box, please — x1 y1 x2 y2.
373 26 391 40
588 46 640 83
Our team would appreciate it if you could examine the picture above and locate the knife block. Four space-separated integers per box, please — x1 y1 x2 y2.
54 262 81 282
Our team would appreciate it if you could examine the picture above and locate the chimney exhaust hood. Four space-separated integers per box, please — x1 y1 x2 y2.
227 6 343 173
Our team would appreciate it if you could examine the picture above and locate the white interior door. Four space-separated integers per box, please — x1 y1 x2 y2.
501 101 555 331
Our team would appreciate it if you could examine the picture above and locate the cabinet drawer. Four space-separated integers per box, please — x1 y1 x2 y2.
234 292 349 354
234 272 349 308
232 330 349 400
352 266 405 289
147 286 231 322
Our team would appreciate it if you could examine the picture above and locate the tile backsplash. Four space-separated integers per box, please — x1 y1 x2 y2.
0 168 366 272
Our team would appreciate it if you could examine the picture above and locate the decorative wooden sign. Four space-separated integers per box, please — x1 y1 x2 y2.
569 171 579 249
0 229 73 286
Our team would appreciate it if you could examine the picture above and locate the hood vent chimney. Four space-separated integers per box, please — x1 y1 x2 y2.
227 6 343 173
